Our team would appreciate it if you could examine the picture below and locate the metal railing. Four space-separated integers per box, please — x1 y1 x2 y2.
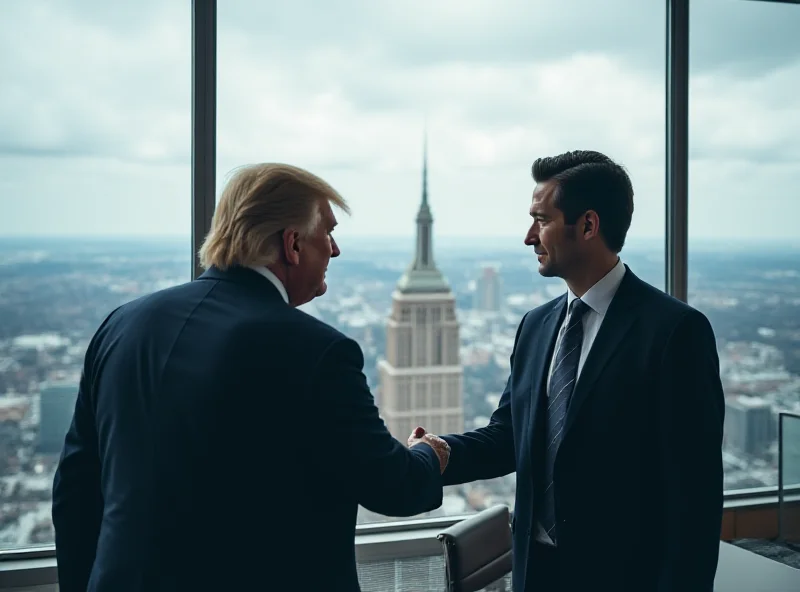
778 412 800 543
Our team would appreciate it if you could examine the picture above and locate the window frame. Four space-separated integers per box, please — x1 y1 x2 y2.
0 0 791 575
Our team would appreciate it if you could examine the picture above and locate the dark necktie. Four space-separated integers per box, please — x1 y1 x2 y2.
540 298 589 543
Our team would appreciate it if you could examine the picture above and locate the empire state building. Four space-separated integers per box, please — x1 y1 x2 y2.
378 142 464 441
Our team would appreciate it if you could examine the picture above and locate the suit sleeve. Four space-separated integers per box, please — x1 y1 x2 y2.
656 310 724 592
52 323 107 592
313 338 443 517
439 313 527 486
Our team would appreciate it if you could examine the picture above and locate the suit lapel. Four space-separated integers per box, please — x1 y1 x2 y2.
562 270 645 437
526 296 567 473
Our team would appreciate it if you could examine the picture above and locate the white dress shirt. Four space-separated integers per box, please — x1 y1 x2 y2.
534 258 627 545
248 265 289 304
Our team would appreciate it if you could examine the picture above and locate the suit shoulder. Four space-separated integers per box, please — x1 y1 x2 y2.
103 278 200 317
631 278 714 340
522 294 566 323
272 308 365 373
245 302 359 367
281 305 348 343
640 281 708 321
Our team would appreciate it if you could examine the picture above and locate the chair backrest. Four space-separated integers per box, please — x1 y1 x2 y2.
437 505 513 592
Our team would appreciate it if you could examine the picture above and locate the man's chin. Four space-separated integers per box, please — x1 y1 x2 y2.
315 281 328 297
538 263 556 277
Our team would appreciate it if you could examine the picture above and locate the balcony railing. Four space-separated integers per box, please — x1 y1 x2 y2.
4 487 800 591
0 516 502 592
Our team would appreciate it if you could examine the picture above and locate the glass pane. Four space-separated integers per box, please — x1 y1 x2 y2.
689 1 800 492
0 1 191 550
218 0 665 523
780 414 800 544
357 554 512 592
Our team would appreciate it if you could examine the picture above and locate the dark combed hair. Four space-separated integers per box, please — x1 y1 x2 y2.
531 150 634 253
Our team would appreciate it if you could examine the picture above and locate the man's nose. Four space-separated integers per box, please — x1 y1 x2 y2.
331 238 341 257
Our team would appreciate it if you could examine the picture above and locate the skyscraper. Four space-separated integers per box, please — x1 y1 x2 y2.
473 263 503 312
725 395 776 459
38 382 78 455
378 139 464 442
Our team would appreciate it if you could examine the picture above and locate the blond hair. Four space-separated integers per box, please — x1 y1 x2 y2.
199 163 349 270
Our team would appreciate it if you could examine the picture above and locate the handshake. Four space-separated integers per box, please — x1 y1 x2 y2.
407 426 450 473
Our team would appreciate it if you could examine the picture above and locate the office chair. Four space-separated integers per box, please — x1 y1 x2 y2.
437 504 513 592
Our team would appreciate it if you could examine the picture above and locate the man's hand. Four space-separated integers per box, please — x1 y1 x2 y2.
408 426 450 473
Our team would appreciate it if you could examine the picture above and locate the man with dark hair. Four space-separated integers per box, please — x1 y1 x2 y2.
409 150 724 591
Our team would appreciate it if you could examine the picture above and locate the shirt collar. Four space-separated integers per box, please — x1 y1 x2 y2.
566 258 626 316
247 265 289 304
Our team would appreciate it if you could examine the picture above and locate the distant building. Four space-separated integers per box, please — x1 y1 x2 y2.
0 396 30 473
473 264 502 312
38 382 78 454
725 395 775 458
377 139 464 440
0 396 29 422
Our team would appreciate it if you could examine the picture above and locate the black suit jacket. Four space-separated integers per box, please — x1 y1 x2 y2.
52 266 443 592
441 267 724 592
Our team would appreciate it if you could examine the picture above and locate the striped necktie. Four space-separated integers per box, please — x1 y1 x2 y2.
540 298 589 543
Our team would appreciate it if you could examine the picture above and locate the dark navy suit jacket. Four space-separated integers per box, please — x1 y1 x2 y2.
441 267 725 592
52 266 443 592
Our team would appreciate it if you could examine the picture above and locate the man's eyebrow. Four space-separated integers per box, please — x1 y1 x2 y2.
530 209 548 218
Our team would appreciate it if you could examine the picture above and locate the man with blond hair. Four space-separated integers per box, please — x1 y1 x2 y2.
52 163 450 592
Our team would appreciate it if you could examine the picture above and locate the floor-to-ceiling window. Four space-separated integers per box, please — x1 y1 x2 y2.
0 0 191 551
216 0 666 525
688 0 800 492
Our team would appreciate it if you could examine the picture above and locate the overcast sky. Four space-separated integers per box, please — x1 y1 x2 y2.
1 0 798 245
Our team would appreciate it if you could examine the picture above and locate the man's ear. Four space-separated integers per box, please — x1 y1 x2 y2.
582 211 600 241
281 228 302 266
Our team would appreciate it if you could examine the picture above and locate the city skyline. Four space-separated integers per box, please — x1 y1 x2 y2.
1 235 799 547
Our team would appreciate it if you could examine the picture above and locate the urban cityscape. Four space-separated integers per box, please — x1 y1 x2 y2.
1 166 799 549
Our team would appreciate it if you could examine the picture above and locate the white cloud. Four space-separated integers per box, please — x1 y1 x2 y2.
0 0 798 243
0 0 190 163
692 62 800 161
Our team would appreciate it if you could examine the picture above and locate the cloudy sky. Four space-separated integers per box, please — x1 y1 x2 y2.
1 0 798 246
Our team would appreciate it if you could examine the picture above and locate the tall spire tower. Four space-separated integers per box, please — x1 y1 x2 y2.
396 132 450 294
378 137 464 443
